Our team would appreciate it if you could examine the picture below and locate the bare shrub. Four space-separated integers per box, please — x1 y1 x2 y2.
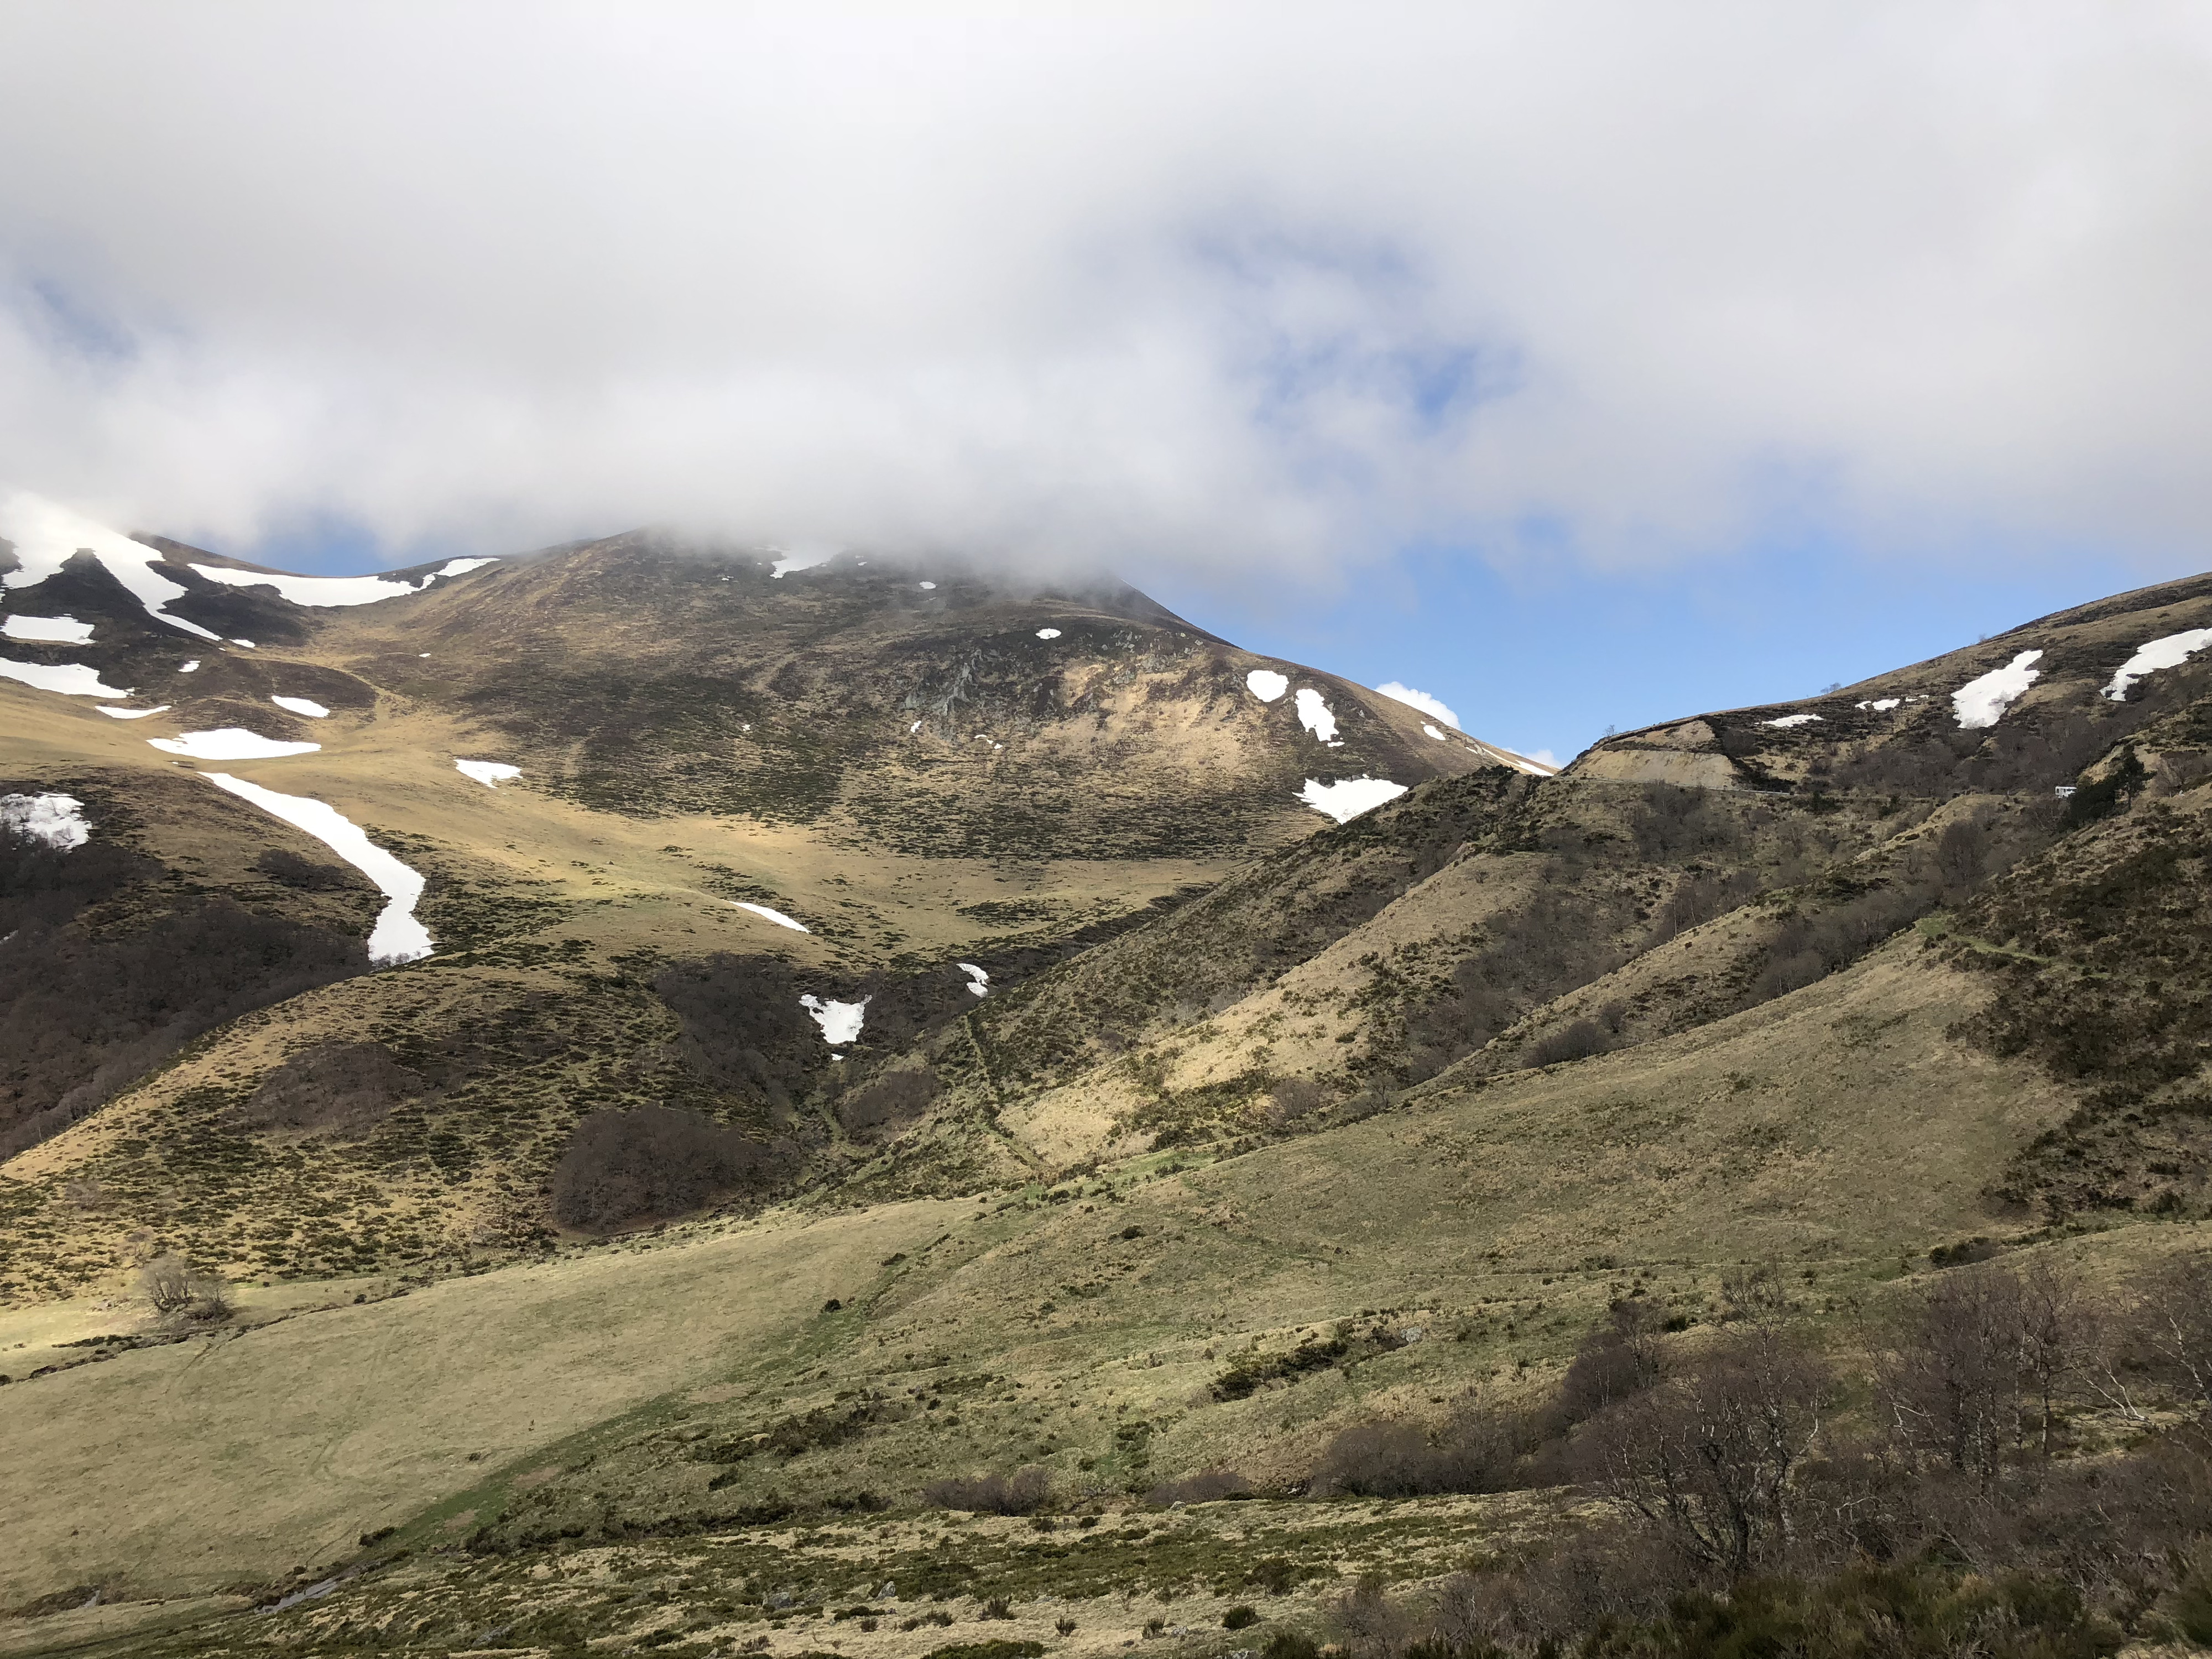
1147 1467 1253 1505
1551 1298 1670 1430
1310 1405 1532 1498
139 1253 232 1322
1877 1264 2032 1484
1525 1018 1613 1067
1262 1078 1327 1131
549 1104 788 1232
2142 1251 2212 1408
140 1252 194 1314
1328 1573 1417 1659
1582 1326 1831 1574
920 1466 1053 1515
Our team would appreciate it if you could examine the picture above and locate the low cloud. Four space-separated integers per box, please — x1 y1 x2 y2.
1375 682 1461 731
3 5 2209 578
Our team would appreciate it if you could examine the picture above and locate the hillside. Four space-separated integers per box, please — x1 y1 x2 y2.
0 489 1534 1296
7 519 2212 1656
820 567 2212 1204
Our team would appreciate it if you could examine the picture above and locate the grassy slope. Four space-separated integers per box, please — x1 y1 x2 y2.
3 532 1507 1297
0 933 2071 1607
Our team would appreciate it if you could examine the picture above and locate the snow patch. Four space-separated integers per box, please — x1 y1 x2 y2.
189 561 481 607
1422 723 1448 741
2103 629 2212 701
918 581 937 590
909 720 923 734
2 613 94 644
1298 776 1407 823
1760 713 1823 729
1854 698 1902 712
231 639 255 648
149 728 320 760
1244 669 1289 703
769 546 836 578
0 658 132 697
455 759 521 788
272 696 330 718
1 792 90 849
0 488 222 640
1036 628 1062 639
1954 650 2043 729
800 993 868 1045
202 773 431 963
1293 688 1339 742
956 962 990 997
179 659 200 672
1376 681 1459 729
96 704 170 719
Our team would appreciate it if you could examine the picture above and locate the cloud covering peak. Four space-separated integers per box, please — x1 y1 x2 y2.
3 4 2209 578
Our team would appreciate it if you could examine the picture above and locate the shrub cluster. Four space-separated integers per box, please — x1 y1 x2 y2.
550 1104 790 1232
1307 1251 2212 1657
920 1466 1053 1515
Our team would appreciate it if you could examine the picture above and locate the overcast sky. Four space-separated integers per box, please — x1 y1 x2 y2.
4 3 2209 758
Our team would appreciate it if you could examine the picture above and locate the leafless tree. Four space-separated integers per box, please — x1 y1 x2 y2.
2015 1256 2091 1454
1879 1264 2028 1483
1584 1327 1830 1574
2143 1252 2212 1409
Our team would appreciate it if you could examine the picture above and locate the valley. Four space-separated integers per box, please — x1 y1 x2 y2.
6 494 2212 1657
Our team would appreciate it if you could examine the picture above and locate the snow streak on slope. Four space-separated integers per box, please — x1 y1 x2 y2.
187 557 497 606
729 901 808 932
0 488 221 640
1245 669 1288 702
149 729 321 760
272 696 330 717
201 773 431 963
97 704 169 718
2104 629 2212 702
454 760 520 787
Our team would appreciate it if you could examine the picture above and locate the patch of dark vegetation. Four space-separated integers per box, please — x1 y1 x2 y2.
1211 1322 1411 1401
1147 1468 1255 1505
838 1067 940 1137
230 1041 425 1138
0 822 369 1155
697 1398 897 1475
550 1104 794 1232
1951 805 2212 1216
253 847 371 891
920 1467 1054 1515
656 956 989 1129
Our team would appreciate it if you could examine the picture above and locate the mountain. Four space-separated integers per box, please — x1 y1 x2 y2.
7 504 2212 1653
0 489 1540 1297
